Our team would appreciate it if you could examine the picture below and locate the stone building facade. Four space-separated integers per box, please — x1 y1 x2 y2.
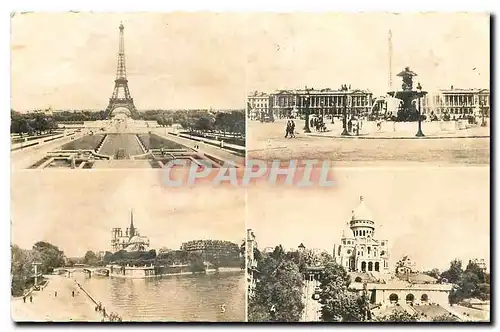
335 196 390 273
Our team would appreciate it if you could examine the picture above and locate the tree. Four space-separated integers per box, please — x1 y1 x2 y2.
11 242 65 296
319 262 365 322
432 314 459 322
83 251 100 266
248 255 304 322
423 268 440 279
270 245 285 261
447 260 490 304
440 259 463 284
32 241 65 274
188 252 206 273
319 251 335 266
11 245 42 296
194 115 214 132
465 261 485 283
375 309 420 322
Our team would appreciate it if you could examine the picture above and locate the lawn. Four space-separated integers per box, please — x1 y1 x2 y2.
60 134 105 151
138 133 186 150
413 304 450 319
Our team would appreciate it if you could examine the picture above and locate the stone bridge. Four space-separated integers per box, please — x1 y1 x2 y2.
54 266 111 278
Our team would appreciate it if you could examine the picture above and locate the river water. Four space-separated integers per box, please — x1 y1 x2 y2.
74 271 245 322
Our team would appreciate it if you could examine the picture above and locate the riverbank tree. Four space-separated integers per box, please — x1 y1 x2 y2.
83 251 102 266
11 242 66 296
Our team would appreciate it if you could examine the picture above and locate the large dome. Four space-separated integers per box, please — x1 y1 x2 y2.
351 196 373 222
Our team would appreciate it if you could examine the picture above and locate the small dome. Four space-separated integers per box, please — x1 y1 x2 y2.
341 222 353 238
351 196 373 222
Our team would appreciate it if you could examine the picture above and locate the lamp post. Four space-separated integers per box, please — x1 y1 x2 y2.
480 101 487 127
341 91 349 136
416 82 425 137
320 100 324 121
32 262 41 288
303 88 311 133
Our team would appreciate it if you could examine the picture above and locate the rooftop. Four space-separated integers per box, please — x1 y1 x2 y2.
351 196 374 222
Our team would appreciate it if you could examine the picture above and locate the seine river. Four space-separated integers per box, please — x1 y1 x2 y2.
74 271 245 322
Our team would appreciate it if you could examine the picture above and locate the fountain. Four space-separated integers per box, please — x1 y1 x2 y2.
388 67 427 122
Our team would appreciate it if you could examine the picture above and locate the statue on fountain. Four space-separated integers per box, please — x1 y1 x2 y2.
399 66 417 91
388 67 427 122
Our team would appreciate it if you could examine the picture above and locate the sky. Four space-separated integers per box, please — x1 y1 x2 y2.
246 12 490 96
11 170 245 257
11 12 248 111
11 13 489 111
248 167 490 272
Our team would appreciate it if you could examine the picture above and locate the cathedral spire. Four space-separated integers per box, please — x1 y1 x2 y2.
129 209 136 238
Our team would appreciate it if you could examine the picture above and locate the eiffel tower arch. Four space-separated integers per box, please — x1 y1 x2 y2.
104 23 139 119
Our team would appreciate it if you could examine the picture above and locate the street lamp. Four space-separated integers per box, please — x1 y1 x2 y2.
341 91 349 136
303 88 311 133
32 262 41 288
416 82 425 137
330 101 336 124
480 101 487 127
320 100 324 121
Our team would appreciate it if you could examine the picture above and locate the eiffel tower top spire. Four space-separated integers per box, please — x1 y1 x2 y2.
116 23 127 79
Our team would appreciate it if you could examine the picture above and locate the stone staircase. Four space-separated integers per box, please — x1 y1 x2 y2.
95 134 108 154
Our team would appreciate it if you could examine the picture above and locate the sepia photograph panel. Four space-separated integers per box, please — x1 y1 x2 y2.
10 12 248 323
246 13 490 166
11 171 246 322
246 167 490 323
11 12 246 171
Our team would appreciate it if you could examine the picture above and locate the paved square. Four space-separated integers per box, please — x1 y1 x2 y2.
248 119 490 166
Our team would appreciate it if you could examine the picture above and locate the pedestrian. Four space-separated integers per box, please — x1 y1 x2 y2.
29 295 33 303
290 121 296 138
55 291 57 297
72 290 75 297
23 296 26 303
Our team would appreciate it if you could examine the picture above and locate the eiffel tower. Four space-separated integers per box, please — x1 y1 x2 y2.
104 23 139 119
